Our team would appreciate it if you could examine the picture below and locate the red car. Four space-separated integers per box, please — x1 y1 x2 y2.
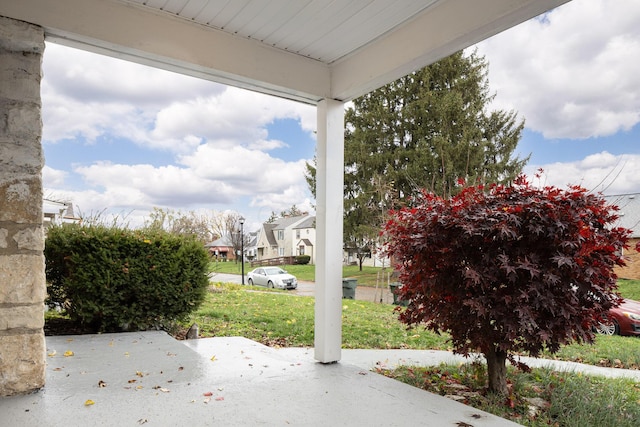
595 298 640 336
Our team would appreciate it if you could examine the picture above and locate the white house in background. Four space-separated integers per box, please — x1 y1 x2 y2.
43 198 80 228
293 216 316 264
344 245 391 269
245 231 258 261
255 215 312 262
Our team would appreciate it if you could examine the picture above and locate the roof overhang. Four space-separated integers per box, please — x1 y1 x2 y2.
0 0 569 104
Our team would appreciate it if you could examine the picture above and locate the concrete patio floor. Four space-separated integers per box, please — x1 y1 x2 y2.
0 331 519 427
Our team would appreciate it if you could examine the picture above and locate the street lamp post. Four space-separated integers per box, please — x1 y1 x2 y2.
239 217 245 285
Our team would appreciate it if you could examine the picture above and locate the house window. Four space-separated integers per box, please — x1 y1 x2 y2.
299 245 305 255
279 248 285 256
296 230 300 239
277 230 284 240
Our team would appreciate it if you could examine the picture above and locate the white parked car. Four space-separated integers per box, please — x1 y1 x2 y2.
246 267 298 290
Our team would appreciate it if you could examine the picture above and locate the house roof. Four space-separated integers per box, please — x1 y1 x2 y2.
271 215 309 230
0 0 568 104
247 231 258 247
294 216 316 229
263 223 278 247
298 239 313 247
42 199 81 221
605 194 640 238
205 237 233 248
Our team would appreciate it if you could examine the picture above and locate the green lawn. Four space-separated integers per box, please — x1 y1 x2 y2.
183 283 450 349
618 278 640 300
383 364 640 427
185 281 640 369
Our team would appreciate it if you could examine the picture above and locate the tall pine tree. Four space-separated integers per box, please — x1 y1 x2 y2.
307 50 528 269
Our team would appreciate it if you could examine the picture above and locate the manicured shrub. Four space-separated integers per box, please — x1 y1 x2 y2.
45 223 210 332
383 175 630 395
295 255 311 265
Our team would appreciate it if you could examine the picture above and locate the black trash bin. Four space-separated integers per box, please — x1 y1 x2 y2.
389 282 408 306
342 278 357 299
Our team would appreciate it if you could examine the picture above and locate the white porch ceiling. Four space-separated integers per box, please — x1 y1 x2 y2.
128 0 440 64
0 0 570 103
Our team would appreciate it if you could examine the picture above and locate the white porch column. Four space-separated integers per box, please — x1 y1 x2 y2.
314 99 344 363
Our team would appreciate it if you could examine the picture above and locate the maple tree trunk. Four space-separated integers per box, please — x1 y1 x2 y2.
485 347 508 395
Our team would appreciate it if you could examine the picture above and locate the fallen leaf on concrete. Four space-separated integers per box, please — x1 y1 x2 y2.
210 355 216 362
203 391 213 397
63 350 74 357
98 380 107 388
84 400 95 406
215 397 224 401
47 350 57 357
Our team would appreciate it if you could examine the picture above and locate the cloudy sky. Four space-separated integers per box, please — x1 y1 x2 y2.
42 0 640 231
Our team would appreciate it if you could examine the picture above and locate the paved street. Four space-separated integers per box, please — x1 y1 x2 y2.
209 272 395 304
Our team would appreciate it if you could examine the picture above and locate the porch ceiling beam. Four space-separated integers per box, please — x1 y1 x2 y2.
0 0 331 104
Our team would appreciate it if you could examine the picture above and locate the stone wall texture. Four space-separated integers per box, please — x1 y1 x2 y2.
0 15 46 397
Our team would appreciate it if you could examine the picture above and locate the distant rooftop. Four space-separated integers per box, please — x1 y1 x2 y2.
605 193 640 237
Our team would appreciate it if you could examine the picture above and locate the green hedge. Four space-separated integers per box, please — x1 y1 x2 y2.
295 255 311 265
45 224 210 332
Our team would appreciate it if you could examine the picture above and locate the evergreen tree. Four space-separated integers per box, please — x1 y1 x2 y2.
306 50 528 269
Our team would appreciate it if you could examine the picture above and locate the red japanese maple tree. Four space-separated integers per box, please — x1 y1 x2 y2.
383 176 630 395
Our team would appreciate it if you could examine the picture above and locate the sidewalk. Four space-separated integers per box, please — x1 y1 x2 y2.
276 347 640 382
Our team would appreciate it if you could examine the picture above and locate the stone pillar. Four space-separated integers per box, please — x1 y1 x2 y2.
0 16 46 397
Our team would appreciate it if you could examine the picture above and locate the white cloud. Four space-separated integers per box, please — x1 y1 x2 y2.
42 43 225 147
250 189 315 217
73 162 233 207
42 144 312 221
43 44 316 156
151 86 314 151
475 0 640 139
178 144 310 198
41 43 317 223
43 43 225 106
42 166 67 187
526 152 640 195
